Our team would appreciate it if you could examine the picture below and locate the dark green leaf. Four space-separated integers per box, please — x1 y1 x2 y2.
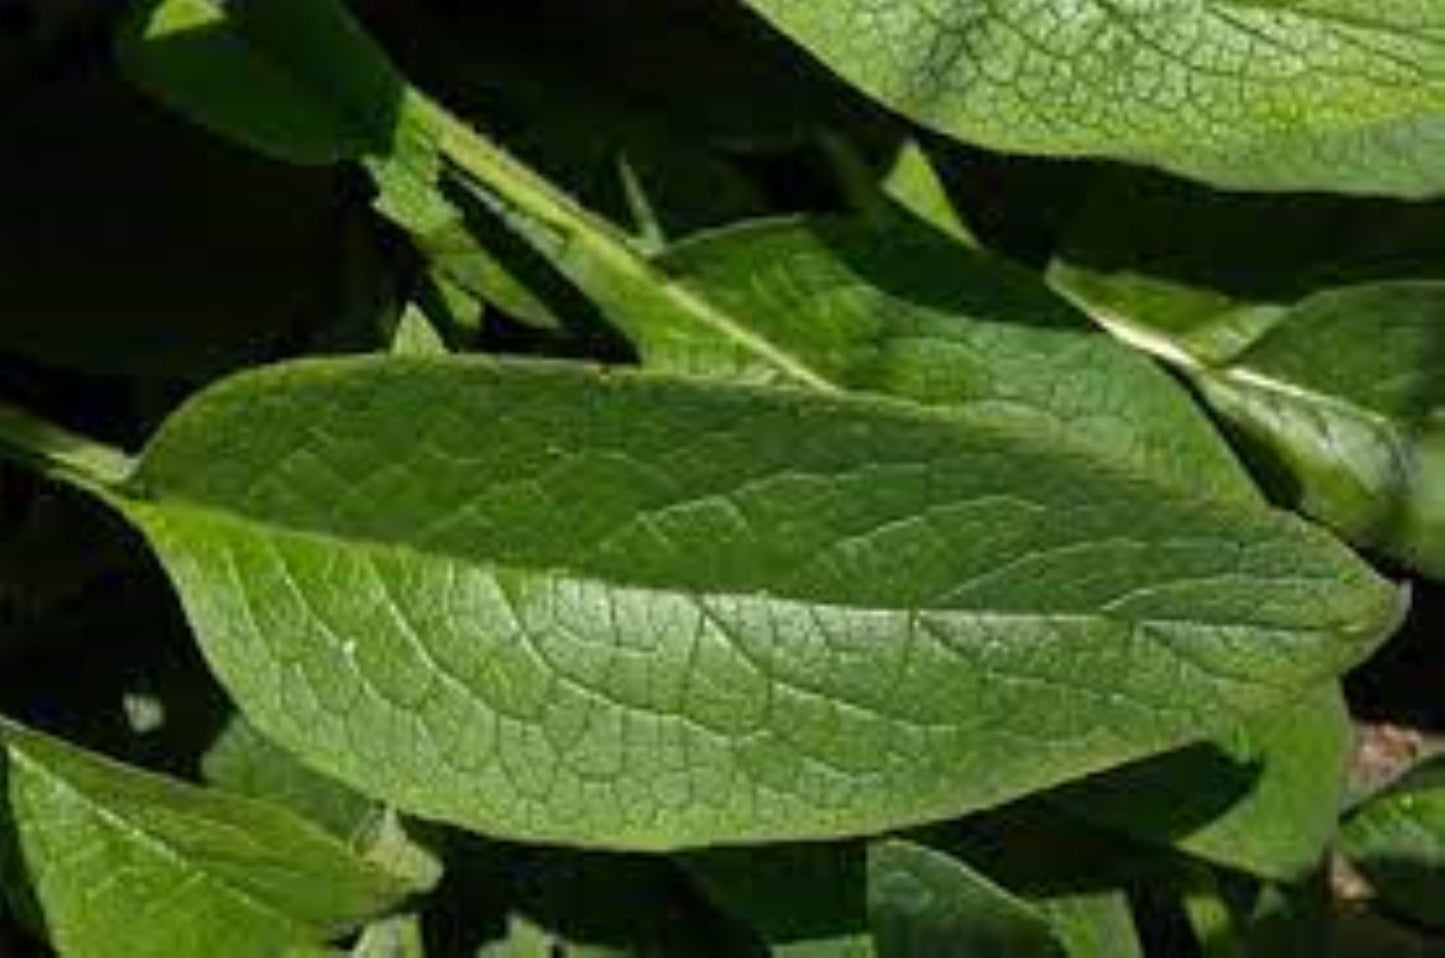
737 0 1445 196
116 0 405 164
109 357 1398 849
0 718 418 957
1340 756 1445 930
1055 684 1352 881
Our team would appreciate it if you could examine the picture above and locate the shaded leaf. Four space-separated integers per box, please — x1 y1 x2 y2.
0 718 417 957
867 839 1063 957
737 0 1445 196
1055 684 1352 881
106 356 1398 849
656 215 1256 501
1340 756 1445 930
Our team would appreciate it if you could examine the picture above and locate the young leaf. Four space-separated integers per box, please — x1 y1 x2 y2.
1057 278 1445 579
736 0 1445 197
109 356 1398 849
1053 684 1352 881
0 718 420 957
868 840 1064 957
1339 756 1445 930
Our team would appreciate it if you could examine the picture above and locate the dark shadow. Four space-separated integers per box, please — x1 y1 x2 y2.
1347 578 1445 733
1055 167 1445 303
806 206 1106 334
423 832 756 956
0 44 359 381
1041 743 1264 856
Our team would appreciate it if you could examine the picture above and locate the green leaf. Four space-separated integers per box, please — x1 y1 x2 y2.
203 716 377 841
868 839 1064 957
737 0 1445 196
1032 893 1141 958
1340 756 1445 929
0 718 417 957
1054 684 1352 881
116 0 404 165
1065 279 1445 579
108 356 1399 849
656 215 1257 502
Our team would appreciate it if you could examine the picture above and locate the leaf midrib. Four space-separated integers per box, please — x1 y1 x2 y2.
139 496 1352 640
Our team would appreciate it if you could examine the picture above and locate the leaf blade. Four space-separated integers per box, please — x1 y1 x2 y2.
115 357 1401 849
737 0 1445 196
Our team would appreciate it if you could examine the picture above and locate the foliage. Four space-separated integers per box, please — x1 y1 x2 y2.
0 0 1442 953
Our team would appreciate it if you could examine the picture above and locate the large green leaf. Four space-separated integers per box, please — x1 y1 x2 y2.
108 356 1398 849
1339 756 1445 930
868 840 1063 957
0 718 418 957
656 215 1256 501
736 0 1445 197
1057 277 1445 578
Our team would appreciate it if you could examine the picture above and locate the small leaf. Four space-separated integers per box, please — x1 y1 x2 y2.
0 718 418 957
108 356 1399 849
1340 756 1445 930
737 0 1445 196
867 840 1064 957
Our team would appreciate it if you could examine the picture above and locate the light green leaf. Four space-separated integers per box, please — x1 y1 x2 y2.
1340 756 1445 930
351 914 424 958
107 356 1399 849
737 0 1445 196
656 215 1257 502
868 839 1064 957
880 142 977 248
1055 684 1352 881
0 718 416 958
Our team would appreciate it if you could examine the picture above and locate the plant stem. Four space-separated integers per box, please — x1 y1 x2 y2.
0 402 134 494
408 92 838 393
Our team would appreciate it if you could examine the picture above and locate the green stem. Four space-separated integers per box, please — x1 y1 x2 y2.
0 402 134 494
408 92 838 393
